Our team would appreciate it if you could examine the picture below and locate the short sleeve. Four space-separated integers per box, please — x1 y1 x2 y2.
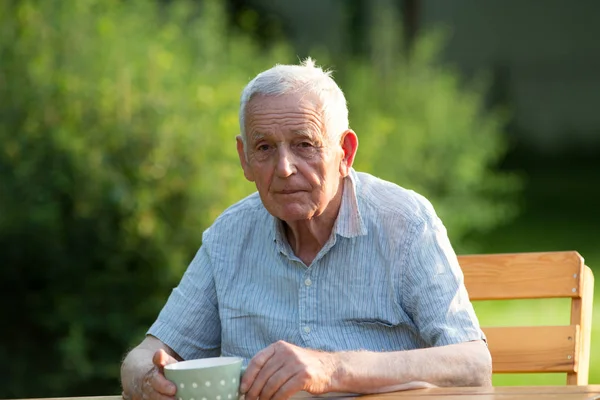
148 245 221 360
401 215 485 347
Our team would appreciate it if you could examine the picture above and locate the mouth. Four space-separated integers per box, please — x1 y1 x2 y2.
275 189 306 195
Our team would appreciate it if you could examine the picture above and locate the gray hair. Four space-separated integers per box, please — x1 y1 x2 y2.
239 58 349 148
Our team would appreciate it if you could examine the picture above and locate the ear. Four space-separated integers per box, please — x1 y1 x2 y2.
236 135 255 182
338 130 358 177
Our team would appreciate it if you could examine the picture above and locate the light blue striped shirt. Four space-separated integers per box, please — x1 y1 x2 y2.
148 169 485 363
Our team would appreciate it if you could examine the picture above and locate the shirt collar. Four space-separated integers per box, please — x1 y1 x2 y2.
270 168 367 243
333 168 368 238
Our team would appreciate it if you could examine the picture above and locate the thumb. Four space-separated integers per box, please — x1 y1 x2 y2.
152 349 178 370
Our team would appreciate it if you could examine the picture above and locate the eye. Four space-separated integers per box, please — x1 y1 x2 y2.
256 143 271 151
298 141 313 148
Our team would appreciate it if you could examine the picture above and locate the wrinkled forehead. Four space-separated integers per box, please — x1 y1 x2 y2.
246 92 325 116
245 93 327 137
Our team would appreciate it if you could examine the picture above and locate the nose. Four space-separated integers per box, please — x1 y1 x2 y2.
275 146 296 177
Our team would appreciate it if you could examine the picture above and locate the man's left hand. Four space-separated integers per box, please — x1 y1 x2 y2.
241 340 339 400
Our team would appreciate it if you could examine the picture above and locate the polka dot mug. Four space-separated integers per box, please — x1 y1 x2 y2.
164 357 243 400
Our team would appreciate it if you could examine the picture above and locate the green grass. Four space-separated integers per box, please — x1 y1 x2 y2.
473 297 600 385
467 162 600 385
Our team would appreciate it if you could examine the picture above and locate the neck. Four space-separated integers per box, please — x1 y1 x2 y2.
284 179 345 266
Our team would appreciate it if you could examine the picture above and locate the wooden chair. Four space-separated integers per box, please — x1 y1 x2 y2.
458 251 595 385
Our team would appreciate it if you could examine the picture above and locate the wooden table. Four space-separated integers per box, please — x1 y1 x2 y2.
16 387 600 400
363 385 600 399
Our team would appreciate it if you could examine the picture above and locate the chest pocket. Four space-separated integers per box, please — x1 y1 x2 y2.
312 274 421 352
323 278 412 328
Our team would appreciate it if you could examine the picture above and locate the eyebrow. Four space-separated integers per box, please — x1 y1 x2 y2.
249 129 320 143
291 129 319 141
248 131 267 142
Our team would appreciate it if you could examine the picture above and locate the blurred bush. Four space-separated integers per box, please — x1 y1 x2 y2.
0 0 518 397
344 3 520 248
0 0 284 396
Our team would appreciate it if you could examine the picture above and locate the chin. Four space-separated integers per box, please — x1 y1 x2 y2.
272 205 315 222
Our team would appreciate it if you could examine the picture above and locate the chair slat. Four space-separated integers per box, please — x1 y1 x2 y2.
567 265 595 385
459 251 584 300
483 325 578 373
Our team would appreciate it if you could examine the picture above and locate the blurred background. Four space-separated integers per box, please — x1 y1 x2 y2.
1 0 598 397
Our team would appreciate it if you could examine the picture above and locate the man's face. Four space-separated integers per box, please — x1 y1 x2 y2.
237 93 351 222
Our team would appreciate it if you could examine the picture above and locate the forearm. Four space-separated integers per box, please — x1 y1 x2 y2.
330 341 491 393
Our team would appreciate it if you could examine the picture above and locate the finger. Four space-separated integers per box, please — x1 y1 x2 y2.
144 392 176 400
270 374 305 400
150 368 177 396
245 356 287 400
255 366 297 400
153 349 178 368
241 345 276 393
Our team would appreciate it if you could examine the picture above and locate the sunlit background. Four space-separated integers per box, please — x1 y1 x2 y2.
1 0 598 397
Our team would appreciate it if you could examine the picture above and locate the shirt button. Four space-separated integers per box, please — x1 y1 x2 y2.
304 278 312 286
303 326 311 333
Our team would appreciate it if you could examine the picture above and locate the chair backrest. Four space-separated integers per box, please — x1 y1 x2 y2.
458 251 594 385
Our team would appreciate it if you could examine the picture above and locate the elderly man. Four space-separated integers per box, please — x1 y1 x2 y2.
120 59 491 400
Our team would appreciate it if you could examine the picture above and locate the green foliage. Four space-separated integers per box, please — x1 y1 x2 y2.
0 0 518 397
0 0 287 396
343 4 520 251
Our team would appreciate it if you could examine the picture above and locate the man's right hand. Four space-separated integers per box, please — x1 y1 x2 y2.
139 349 178 400
121 337 182 400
